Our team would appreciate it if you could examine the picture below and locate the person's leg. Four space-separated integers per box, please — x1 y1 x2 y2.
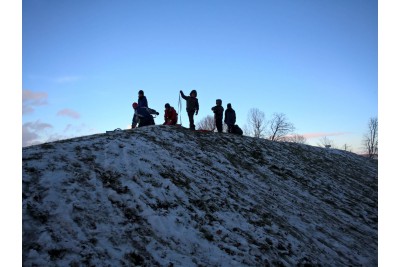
216 120 223 132
188 111 195 130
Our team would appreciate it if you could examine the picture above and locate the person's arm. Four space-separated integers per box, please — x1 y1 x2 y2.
131 112 138 128
195 99 199 115
147 108 159 116
180 90 188 100
224 110 227 123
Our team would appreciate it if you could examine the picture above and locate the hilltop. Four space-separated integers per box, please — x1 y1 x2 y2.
22 125 378 266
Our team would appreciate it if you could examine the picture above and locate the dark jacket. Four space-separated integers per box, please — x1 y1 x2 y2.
138 96 148 109
135 107 158 127
212 105 224 121
136 107 157 118
180 91 199 113
224 107 236 125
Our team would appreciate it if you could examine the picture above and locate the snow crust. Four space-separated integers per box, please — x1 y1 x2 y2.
22 125 377 266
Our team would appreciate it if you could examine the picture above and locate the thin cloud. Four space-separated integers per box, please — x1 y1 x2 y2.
22 120 97 147
63 123 95 134
54 76 80 83
22 89 48 115
46 133 71 143
301 132 351 139
63 124 73 133
57 108 81 119
26 74 80 84
22 120 53 147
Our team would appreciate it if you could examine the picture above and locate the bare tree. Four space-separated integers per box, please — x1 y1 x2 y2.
318 136 335 148
363 117 378 158
281 134 307 144
342 144 352 152
247 108 267 138
268 113 295 141
197 115 216 131
242 124 251 136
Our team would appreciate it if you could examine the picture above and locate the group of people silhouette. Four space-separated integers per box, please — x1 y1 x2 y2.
131 90 242 134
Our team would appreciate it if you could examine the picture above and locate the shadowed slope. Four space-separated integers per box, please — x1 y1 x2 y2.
22 125 377 266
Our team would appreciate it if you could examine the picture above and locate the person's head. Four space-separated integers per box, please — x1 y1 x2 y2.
132 102 138 109
227 103 232 109
190 90 197 97
138 90 144 96
165 103 171 109
216 99 222 106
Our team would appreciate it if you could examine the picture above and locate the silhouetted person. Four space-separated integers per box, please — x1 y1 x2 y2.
212 99 224 133
224 103 236 133
180 90 199 130
163 103 178 125
132 102 159 128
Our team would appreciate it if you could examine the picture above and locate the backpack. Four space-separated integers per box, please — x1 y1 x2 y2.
232 125 243 135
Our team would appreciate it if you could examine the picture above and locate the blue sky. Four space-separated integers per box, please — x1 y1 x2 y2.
21 0 377 152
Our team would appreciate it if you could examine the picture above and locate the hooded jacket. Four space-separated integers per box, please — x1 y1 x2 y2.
224 107 236 125
138 95 148 109
180 90 199 113
212 105 224 121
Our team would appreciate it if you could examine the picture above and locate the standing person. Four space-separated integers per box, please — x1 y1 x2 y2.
163 103 178 125
211 99 224 133
138 90 148 108
132 90 148 128
224 103 236 133
180 90 199 130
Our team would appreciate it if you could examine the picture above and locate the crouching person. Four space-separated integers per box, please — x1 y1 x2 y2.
132 102 159 127
163 103 178 125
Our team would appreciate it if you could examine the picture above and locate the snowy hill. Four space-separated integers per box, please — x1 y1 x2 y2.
22 125 378 266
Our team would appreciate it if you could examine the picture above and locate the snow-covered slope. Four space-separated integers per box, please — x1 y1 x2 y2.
22 125 378 266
